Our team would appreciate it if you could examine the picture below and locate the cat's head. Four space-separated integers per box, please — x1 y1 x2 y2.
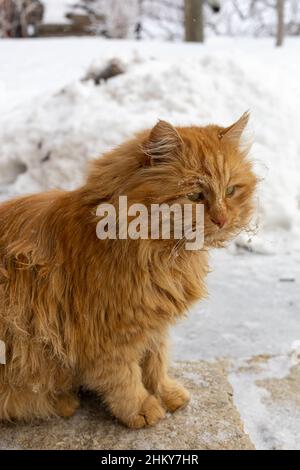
137 113 257 248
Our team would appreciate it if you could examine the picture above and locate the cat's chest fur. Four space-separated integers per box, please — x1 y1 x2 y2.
88 246 209 359
91 244 209 348
109 245 210 330
148 248 209 320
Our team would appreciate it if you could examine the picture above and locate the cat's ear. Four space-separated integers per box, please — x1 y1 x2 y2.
219 111 250 146
143 120 182 165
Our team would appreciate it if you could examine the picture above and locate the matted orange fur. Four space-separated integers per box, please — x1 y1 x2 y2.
0 113 257 428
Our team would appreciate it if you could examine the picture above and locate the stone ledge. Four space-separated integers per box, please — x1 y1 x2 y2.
0 361 254 450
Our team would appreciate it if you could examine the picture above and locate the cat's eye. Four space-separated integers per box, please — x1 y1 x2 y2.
187 192 205 202
226 186 236 197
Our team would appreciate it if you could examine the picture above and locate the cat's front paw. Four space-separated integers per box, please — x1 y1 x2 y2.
126 395 165 429
55 393 80 418
160 380 190 413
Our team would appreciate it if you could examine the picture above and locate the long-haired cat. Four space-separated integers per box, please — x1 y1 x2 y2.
0 113 257 427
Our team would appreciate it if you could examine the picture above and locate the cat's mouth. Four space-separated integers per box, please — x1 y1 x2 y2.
203 220 241 247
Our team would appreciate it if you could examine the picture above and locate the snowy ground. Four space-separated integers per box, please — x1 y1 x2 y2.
0 37 300 449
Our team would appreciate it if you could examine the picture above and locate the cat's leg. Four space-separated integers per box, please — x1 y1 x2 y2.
142 336 190 413
0 384 56 421
0 384 79 421
84 360 165 428
54 392 80 418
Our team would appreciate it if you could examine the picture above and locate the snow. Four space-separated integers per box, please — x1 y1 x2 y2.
173 246 300 361
0 36 300 449
229 353 300 450
43 0 70 24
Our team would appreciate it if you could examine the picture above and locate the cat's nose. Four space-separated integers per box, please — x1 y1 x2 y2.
211 216 227 228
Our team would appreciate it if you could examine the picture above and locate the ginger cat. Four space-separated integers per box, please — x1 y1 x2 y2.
0 113 257 427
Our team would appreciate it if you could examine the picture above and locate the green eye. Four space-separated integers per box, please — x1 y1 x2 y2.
226 186 236 197
187 192 205 202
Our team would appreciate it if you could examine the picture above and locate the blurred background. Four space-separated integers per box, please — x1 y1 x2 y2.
0 0 298 44
0 0 300 450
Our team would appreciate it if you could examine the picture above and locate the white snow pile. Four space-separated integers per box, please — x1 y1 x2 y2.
0 40 300 241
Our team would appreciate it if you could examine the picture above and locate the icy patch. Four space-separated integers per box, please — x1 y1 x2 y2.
229 351 300 450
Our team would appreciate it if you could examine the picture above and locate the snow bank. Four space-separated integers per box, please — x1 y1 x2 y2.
0 38 300 238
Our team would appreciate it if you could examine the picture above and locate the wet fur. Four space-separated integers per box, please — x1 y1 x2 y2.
0 115 257 427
